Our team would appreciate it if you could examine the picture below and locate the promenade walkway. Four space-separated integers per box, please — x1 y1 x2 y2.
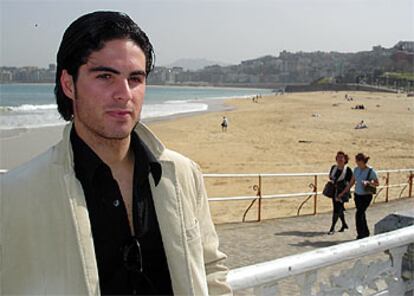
216 197 414 269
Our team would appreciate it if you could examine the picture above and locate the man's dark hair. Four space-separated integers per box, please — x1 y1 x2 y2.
54 11 155 121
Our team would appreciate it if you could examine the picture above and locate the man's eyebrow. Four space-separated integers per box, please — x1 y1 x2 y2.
130 70 147 77
89 66 120 74
89 66 146 77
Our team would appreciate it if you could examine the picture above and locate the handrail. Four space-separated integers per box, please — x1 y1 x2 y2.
227 225 414 290
205 168 414 222
1 168 412 176
204 168 414 178
210 183 410 202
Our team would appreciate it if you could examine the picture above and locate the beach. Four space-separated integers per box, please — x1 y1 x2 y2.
1 91 413 223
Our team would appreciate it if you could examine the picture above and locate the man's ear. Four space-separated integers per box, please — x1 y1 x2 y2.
60 70 75 100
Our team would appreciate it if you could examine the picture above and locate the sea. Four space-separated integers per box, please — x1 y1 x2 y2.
0 84 271 130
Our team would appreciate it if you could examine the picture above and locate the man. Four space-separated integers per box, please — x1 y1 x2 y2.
1 11 231 295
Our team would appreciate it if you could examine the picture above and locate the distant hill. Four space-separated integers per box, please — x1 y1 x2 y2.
166 58 229 71
146 41 414 90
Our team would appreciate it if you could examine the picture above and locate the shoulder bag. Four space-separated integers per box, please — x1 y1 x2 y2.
364 168 377 194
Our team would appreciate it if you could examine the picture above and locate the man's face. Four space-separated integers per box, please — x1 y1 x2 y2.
66 38 147 140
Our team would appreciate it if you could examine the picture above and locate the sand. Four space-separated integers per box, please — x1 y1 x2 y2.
148 91 414 223
1 91 413 223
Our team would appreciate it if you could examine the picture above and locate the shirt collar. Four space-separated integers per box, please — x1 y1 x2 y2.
70 126 162 186
130 129 162 186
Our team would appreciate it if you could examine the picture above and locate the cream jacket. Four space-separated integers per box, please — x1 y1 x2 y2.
0 123 232 295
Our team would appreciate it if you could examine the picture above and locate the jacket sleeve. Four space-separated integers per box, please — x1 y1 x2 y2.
194 164 233 295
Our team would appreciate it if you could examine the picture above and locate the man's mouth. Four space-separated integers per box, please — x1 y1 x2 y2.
106 109 132 119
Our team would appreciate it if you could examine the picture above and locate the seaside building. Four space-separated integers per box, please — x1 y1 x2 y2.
1 41 413 88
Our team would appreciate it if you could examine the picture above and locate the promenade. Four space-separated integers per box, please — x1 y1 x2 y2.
216 197 414 269
216 198 413 294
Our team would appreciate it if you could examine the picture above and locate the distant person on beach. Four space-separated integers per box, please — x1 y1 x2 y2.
221 116 228 132
327 151 353 235
345 94 353 102
353 104 365 110
338 153 379 239
1 11 231 295
355 120 368 129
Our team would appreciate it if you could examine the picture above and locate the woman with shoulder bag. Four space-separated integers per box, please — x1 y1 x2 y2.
327 151 353 235
338 153 379 239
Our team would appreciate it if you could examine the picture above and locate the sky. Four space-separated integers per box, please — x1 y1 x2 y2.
1 0 413 68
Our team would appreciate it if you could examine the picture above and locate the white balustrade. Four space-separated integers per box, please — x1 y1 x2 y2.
228 225 414 295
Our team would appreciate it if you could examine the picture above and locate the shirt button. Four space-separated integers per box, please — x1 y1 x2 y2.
113 200 120 207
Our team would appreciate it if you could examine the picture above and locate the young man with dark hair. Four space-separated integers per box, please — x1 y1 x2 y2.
1 11 231 295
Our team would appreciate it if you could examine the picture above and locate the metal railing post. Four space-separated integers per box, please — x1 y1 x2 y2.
385 172 390 202
313 175 318 215
258 174 262 222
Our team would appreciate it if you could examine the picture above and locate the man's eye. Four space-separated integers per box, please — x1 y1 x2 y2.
129 76 144 83
97 74 112 79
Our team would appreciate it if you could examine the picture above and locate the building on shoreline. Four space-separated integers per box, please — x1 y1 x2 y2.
2 41 413 90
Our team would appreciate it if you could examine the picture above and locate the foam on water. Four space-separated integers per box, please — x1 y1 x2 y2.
0 84 270 130
0 101 209 130
2 104 57 112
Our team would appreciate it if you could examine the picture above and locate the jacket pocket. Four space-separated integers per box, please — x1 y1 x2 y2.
185 219 209 294
185 219 201 242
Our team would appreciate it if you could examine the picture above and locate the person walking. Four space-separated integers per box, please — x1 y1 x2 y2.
327 151 353 235
338 153 379 239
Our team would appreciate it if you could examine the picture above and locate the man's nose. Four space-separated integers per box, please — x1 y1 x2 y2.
113 79 133 102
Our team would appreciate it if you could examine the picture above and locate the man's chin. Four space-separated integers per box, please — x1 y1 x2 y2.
98 126 136 141
103 130 133 140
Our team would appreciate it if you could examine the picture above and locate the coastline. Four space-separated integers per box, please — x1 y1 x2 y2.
1 90 413 223
0 97 235 170
1 84 268 131
142 97 234 124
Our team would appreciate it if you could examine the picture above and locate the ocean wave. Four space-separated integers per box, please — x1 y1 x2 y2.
0 104 57 112
142 102 208 118
190 94 257 102
0 102 209 130
164 100 191 104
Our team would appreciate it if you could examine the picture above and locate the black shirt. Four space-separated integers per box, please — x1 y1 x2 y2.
330 166 353 184
71 127 173 295
330 166 353 200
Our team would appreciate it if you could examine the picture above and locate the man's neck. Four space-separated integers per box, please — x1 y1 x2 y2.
73 122 133 168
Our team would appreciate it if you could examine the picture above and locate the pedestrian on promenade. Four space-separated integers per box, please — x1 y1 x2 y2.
338 153 379 239
327 151 353 235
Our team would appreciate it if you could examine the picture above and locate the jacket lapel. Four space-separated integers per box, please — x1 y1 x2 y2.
55 125 100 295
149 160 194 295
63 171 100 295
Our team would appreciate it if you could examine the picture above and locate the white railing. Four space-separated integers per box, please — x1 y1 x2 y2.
204 168 414 222
228 225 414 295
